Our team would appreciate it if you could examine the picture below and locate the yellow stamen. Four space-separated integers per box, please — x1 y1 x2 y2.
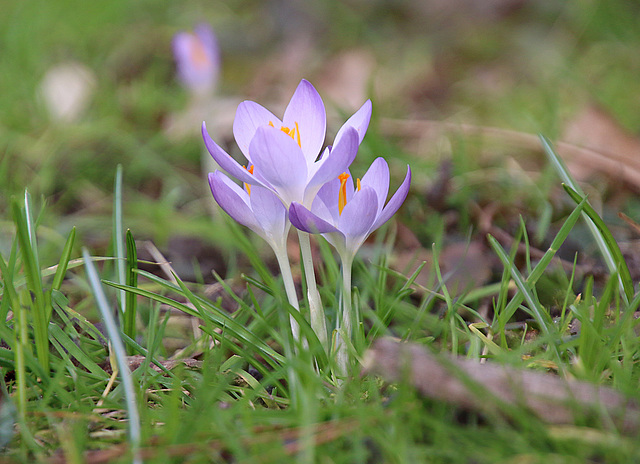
243 165 255 195
268 121 302 148
294 121 301 148
356 178 361 192
338 172 350 215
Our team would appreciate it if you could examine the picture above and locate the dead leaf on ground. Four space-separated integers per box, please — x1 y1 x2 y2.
562 105 640 186
100 356 202 376
391 224 492 295
127 355 202 373
381 118 640 193
317 49 375 112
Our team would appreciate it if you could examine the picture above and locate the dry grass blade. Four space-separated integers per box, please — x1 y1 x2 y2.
46 418 360 464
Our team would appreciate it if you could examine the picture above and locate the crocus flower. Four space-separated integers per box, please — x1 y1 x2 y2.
290 157 410 377
289 157 411 261
173 23 220 94
209 169 303 344
202 79 373 208
208 170 289 252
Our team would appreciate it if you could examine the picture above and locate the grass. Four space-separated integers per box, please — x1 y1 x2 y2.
2 1 640 463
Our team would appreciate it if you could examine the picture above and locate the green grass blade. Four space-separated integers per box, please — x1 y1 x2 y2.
487 234 561 361
51 226 76 292
495 195 587 328
113 164 126 313
562 184 634 304
82 248 141 463
103 277 285 366
124 229 138 354
11 197 49 373
48 324 107 379
540 134 631 304
23 191 39 267
0 253 13 326
0 251 27 418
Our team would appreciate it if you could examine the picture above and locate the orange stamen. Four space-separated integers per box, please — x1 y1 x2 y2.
190 39 210 69
268 121 302 148
243 165 255 195
338 172 350 215
294 121 301 148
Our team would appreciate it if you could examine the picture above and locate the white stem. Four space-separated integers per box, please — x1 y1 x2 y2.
269 239 300 404
272 243 300 343
336 254 353 379
297 230 328 348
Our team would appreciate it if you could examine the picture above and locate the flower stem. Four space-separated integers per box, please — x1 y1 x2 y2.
336 254 354 379
270 240 302 406
273 244 301 343
297 230 327 349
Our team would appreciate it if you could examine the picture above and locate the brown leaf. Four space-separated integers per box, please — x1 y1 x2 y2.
112 355 202 375
382 117 640 193
316 49 375 111
391 225 491 294
562 105 640 186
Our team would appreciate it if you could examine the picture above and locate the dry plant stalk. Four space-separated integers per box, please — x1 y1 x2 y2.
363 338 640 434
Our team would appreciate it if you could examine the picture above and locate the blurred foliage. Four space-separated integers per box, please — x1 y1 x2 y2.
1 0 639 272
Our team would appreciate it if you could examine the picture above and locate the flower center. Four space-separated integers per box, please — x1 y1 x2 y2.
189 37 210 69
243 165 254 195
269 121 301 148
338 173 361 215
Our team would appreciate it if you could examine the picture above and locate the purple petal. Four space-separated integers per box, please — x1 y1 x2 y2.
233 101 280 161
315 177 341 224
338 186 378 239
250 185 288 239
360 157 390 217
172 33 191 63
304 127 359 203
334 99 372 146
208 172 260 232
290 202 340 235
371 165 411 231
202 122 261 185
249 126 308 204
283 80 326 162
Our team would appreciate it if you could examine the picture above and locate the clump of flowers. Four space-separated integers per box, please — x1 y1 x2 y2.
203 79 410 378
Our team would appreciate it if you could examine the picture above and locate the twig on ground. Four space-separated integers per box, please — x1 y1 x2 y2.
362 338 640 434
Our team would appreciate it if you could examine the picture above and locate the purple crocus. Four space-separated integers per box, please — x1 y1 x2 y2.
208 170 288 252
208 169 304 343
289 157 411 260
290 157 410 376
173 23 220 94
202 79 372 207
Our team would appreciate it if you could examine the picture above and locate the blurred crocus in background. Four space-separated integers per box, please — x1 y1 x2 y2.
166 22 238 202
172 23 220 97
